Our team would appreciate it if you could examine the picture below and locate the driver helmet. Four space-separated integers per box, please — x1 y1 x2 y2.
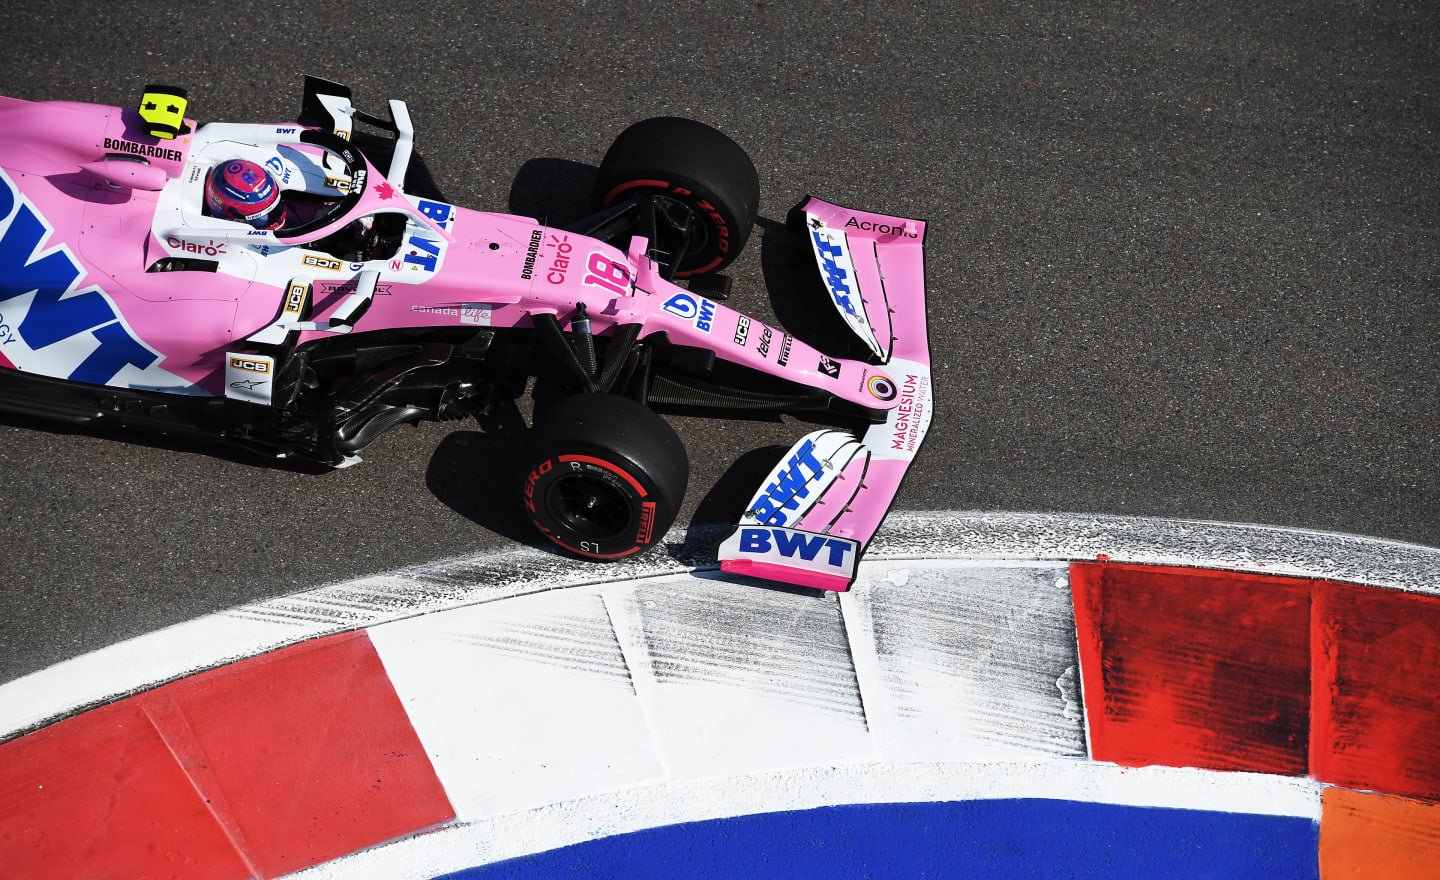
205 159 282 229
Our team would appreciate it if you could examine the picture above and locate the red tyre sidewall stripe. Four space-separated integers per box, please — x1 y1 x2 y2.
559 454 647 497
674 255 723 277
603 178 671 207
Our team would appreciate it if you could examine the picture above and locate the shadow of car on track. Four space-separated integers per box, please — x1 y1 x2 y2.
508 157 599 227
755 216 877 363
0 409 333 475
422 396 543 548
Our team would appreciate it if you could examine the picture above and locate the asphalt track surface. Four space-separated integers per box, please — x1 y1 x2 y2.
1 1 1435 682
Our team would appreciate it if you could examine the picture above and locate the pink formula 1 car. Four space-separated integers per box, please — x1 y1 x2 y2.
0 78 932 591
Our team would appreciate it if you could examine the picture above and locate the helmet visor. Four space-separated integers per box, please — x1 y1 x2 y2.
235 201 278 228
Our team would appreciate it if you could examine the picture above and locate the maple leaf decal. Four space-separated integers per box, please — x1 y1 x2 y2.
374 181 396 200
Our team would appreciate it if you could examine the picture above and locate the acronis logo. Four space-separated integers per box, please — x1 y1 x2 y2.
811 230 856 316
0 169 168 386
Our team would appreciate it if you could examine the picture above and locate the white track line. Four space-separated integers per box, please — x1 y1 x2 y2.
366 561 1079 827
3 512 1437 739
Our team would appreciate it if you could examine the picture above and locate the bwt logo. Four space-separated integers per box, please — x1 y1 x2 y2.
811 230 856 316
738 528 854 568
263 156 293 185
0 170 162 385
753 437 825 526
661 293 715 333
416 199 453 231
404 236 441 272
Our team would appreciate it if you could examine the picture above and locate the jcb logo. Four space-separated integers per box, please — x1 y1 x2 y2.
302 254 341 271
228 357 271 373
283 284 307 316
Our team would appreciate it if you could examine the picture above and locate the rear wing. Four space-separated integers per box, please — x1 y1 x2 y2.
717 196 932 591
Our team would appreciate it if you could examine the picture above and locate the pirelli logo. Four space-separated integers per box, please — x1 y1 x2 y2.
638 501 657 544
228 356 271 374
302 254 342 271
282 283 308 318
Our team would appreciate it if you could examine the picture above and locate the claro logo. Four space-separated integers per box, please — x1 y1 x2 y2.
228 357 271 374
167 237 226 256
545 234 573 284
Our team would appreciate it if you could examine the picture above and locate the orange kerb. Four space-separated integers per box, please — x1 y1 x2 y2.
1320 787 1440 879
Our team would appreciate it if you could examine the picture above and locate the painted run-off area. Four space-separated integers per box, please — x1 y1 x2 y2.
7 511 1440 742
2 556 1440 878
425 791 1440 880
0 632 453 879
1074 561 1440 801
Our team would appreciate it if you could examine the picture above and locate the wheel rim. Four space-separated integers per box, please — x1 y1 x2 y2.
546 473 634 541
654 193 712 259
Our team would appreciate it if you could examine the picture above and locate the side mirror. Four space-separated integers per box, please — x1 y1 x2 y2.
80 159 169 191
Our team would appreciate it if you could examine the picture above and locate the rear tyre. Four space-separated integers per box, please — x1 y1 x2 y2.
520 394 688 559
593 117 759 277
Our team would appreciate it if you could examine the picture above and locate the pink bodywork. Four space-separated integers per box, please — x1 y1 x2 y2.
1 95 932 592
0 96 910 416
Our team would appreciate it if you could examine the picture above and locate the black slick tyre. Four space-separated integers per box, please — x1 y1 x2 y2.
593 117 759 277
521 393 688 559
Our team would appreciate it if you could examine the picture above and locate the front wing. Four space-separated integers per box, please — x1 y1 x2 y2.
717 196 932 591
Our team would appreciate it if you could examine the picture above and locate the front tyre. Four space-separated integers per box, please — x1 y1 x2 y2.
594 117 759 277
521 394 688 559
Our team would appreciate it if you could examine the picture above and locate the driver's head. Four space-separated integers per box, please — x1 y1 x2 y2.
205 159 282 229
